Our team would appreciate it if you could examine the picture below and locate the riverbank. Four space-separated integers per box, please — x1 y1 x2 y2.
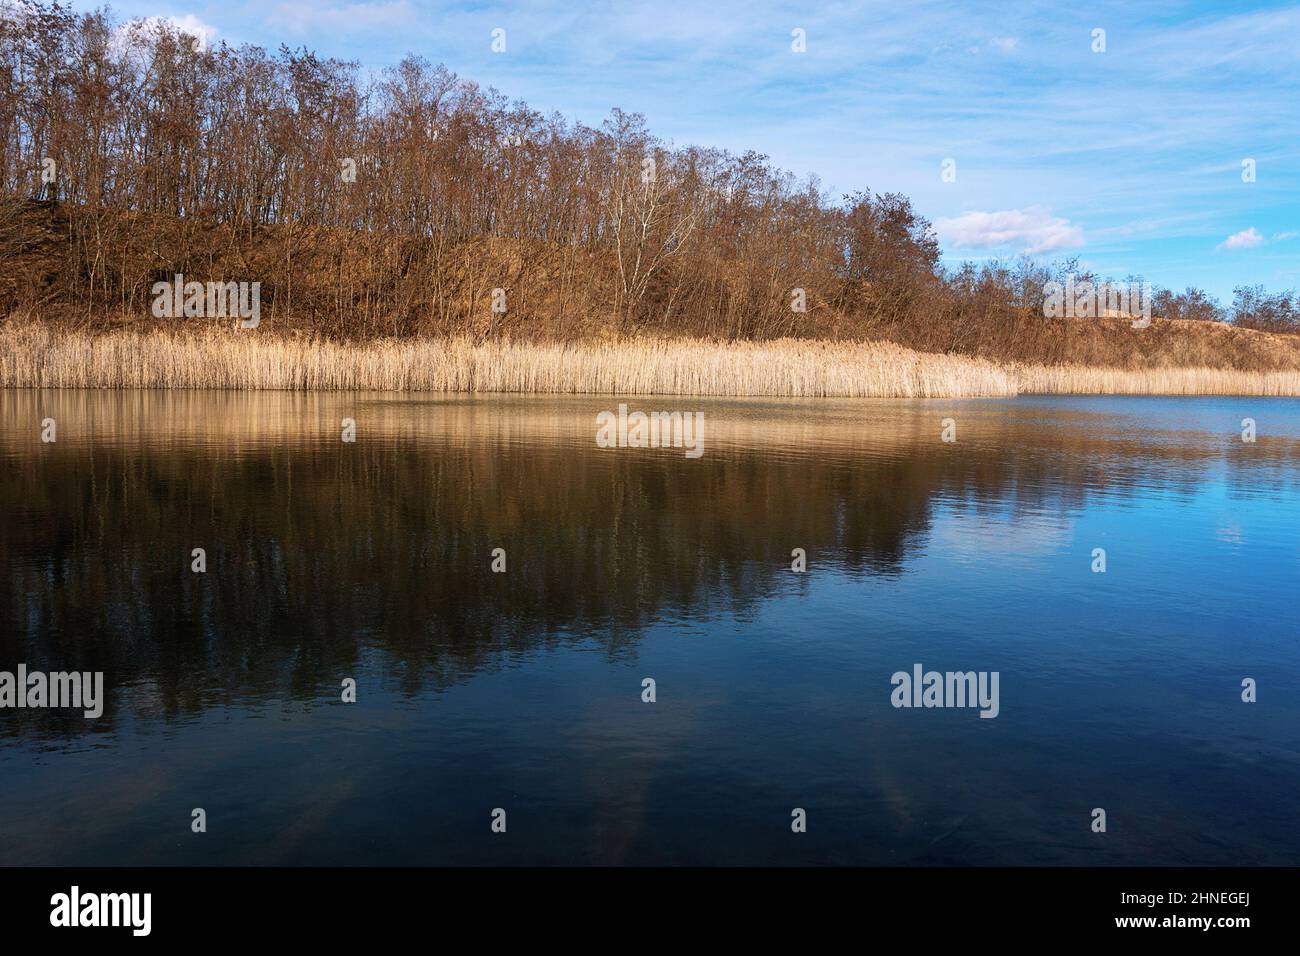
4 323 1300 397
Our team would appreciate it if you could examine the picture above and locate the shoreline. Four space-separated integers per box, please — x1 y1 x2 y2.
3 323 1300 398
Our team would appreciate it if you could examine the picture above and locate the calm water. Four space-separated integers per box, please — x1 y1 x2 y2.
1 390 1298 866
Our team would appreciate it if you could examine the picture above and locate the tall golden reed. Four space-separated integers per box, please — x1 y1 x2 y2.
3 323 1299 397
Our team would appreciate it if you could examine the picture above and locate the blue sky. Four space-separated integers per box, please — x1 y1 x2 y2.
82 0 1299 302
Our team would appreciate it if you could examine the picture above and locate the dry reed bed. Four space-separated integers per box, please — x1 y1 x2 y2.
1014 364 1300 397
0 324 1017 397
3 324 1299 397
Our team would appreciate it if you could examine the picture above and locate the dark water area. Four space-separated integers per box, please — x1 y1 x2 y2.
1 390 1298 865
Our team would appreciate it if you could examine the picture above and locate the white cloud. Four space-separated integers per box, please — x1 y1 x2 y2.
1274 230 1298 241
1218 227 1264 250
114 14 218 53
166 15 217 49
935 206 1084 255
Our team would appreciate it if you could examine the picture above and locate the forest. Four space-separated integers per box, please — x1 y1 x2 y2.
1 0 1297 372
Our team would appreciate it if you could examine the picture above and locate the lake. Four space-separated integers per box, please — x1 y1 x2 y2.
1 390 1298 865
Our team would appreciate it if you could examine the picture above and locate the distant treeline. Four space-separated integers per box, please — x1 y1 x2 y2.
1 1 1296 363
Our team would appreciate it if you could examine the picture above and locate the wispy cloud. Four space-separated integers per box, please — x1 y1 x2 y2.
269 1 416 34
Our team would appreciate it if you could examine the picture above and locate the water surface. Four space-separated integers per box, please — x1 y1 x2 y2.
2 390 1298 865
